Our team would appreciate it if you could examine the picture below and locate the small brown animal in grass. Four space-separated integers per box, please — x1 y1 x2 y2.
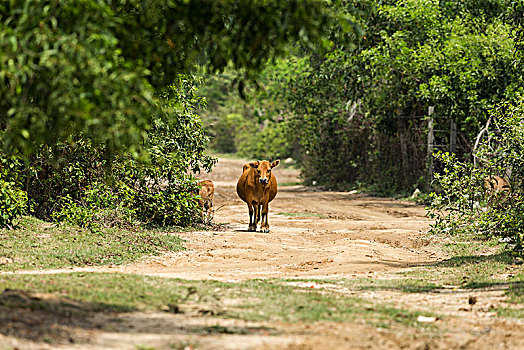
484 175 511 204
197 180 214 222
236 159 279 232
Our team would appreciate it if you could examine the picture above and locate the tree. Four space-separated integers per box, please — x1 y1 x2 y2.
0 0 350 157
280 0 517 193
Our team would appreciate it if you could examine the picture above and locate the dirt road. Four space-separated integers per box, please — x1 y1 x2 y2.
119 157 440 280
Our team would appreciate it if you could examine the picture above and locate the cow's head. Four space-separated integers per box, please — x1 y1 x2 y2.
249 159 280 186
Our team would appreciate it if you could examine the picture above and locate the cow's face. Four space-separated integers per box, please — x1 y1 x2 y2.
250 159 280 186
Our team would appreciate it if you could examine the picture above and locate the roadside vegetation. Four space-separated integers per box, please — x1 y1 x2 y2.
202 0 521 194
0 216 184 271
1 0 523 253
0 1 345 230
337 237 524 318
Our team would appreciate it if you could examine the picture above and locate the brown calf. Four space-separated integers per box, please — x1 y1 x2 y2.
484 175 511 203
197 180 214 223
236 159 280 232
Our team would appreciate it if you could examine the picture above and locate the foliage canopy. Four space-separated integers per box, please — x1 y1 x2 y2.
282 0 517 192
0 0 348 157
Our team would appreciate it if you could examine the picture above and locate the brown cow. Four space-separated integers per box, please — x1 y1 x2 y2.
237 159 280 232
197 180 215 223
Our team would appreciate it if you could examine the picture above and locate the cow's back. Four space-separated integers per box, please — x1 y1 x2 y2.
238 161 254 203
198 180 214 199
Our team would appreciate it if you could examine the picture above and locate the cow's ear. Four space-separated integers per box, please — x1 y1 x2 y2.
249 161 259 169
271 159 280 168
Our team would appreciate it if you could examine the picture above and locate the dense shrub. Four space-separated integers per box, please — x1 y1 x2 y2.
51 181 137 230
1 1 345 229
0 177 27 229
280 0 517 193
428 100 524 253
0 146 27 228
26 139 108 220
200 67 304 163
25 78 215 229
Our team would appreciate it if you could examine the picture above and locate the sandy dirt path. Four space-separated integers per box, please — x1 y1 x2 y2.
115 157 440 280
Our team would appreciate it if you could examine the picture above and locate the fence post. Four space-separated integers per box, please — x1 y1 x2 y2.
427 106 435 191
450 119 457 154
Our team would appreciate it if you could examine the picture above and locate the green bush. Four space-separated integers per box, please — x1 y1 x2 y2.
0 149 27 228
428 99 524 253
39 144 206 229
26 139 108 220
25 78 215 229
51 182 138 230
210 113 244 153
0 177 27 228
237 119 297 161
111 153 203 228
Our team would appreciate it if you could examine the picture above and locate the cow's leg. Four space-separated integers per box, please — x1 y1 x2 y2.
247 203 256 231
260 203 270 233
205 201 212 223
256 205 262 224
253 204 261 231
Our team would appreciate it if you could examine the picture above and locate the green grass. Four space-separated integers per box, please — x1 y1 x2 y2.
279 235 524 319
0 216 184 271
397 238 518 286
0 273 432 328
279 181 302 187
276 212 326 218
392 238 524 317
501 270 524 317
493 268 524 318
306 278 442 294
